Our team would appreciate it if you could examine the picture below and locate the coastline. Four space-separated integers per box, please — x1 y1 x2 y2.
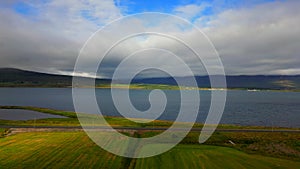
1 106 299 130
0 84 299 92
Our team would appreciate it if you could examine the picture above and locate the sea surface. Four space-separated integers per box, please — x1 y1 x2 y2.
0 88 299 128
0 109 67 120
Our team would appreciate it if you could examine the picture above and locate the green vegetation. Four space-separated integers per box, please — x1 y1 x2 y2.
0 132 124 168
137 131 300 161
135 145 300 169
1 106 300 168
0 106 79 126
0 128 7 138
97 83 183 90
0 106 174 127
216 132 300 161
0 68 110 88
0 131 299 169
1 106 299 130
181 132 300 161
98 83 300 92
0 106 77 118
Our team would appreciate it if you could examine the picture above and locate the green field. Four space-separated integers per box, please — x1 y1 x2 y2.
1 106 300 168
0 131 299 169
135 145 300 169
0 132 124 168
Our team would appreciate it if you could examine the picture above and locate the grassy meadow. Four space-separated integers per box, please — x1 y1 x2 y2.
0 131 300 169
0 132 124 169
135 145 300 169
0 106 300 168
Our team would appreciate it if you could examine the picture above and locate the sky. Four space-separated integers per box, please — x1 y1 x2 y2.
0 0 299 77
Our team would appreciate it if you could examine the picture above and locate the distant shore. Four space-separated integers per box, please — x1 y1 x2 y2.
0 83 299 92
1 106 300 130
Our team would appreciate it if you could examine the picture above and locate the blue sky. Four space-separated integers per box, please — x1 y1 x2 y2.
10 0 278 24
117 0 205 14
115 0 275 14
0 0 299 76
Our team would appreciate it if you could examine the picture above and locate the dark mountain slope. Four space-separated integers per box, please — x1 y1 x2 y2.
0 68 110 87
1 68 299 90
132 75 300 90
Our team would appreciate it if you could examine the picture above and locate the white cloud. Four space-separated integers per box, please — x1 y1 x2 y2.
174 4 209 20
0 0 299 77
269 68 300 75
199 0 300 75
0 0 122 74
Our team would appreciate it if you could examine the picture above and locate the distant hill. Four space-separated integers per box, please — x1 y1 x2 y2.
132 75 300 90
1 68 300 90
0 68 110 87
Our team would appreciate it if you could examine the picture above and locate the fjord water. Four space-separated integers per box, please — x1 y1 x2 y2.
0 88 299 128
0 109 67 120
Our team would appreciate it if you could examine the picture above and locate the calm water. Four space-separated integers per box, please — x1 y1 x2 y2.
0 88 299 128
0 109 67 120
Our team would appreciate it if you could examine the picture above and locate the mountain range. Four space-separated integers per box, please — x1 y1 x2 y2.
1 68 300 90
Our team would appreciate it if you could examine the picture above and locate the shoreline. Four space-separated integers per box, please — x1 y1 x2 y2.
0 84 299 92
1 106 299 130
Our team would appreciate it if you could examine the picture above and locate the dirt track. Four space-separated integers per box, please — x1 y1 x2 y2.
3 126 300 136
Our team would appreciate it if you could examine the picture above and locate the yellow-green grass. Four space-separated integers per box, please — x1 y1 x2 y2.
96 84 183 90
205 132 300 161
0 128 7 137
0 132 124 169
1 131 299 168
96 83 300 92
135 144 300 169
142 131 300 161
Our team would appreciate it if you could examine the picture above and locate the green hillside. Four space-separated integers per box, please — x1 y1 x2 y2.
0 68 110 87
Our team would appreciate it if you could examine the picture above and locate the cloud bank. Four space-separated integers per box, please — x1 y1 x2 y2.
0 0 299 77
